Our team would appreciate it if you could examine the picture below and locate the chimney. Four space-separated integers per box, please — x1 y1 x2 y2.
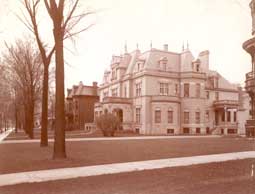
67 89 72 96
92 82 98 96
92 82 98 88
163 44 168 51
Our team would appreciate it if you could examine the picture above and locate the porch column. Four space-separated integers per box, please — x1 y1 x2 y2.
224 106 227 135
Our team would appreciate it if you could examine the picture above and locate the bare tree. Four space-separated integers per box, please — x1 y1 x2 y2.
20 0 94 153
44 0 94 159
3 39 43 139
21 0 55 146
0 64 13 132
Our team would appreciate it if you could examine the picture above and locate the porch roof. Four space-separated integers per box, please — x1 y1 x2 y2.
213 100 239 109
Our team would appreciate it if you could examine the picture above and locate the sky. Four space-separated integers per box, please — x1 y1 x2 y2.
0 0 252 89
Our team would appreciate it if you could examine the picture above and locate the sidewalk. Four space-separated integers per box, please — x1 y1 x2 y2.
0 129 13 142
0 151 254 187
1 135 222 144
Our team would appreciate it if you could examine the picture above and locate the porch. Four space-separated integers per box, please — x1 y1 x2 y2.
213 100 239 135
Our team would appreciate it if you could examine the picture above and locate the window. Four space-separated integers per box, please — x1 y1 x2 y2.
196 128 201 134
183 128 190 134
95 111 98 118
205 110 209 122
124 86 127 97
168 110 173 123
215 92 219 101
161 62 167 71
75 100 78 110
174 84 178 95
208 77 214 88
160 83 169 95
137 63 142 72
206 91 210 99
135 83 142 97
221 112 225 122
155 109 161 123
167 129 174 134
184 83 189 97
103 91 109 98
184 112 189 124
135 108 141 124
206 127 210 134
234 111 237 122
111 88 118 97
196 64 200 72
227 111 231 122
215 78 219 88
196 83 200 98
112 70 117 80
195 111 200 124
69 103 72 112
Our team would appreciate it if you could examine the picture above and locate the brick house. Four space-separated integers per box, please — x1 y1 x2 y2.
94 44 250 135
66 81 99 130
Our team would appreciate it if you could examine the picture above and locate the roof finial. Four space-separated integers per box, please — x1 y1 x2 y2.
136 43 139 50
182 41 185 51
124 41 128 53
187 41 189 50
150 40 153 50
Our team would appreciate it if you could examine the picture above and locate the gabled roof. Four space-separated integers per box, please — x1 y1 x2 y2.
67 82 98 99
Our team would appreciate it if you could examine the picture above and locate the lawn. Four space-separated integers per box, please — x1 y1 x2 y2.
5 129 141 140
0 159 254 194
0 136 254 174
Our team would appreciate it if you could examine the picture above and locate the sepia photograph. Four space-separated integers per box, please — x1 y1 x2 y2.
0 0 255 193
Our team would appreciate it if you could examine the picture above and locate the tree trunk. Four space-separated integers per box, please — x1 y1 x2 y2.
27 104 34 139
40 68 49 147
15 106 18 133
24 108 29 135
53 23 66 159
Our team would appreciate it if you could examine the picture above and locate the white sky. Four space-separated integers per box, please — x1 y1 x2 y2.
0 0 252 88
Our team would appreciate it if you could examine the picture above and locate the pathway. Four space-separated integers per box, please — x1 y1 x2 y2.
0 151 254 187
0 129 14 142
1 135 222 144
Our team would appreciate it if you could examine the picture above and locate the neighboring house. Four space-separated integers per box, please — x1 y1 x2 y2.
66 81 99 130
95 44 250 135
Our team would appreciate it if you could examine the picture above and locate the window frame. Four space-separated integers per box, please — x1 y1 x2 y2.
168 110 173 123
184 83 190 97
195 111 200 124
155 109 161 123
184 111 189 124
135 107 141 124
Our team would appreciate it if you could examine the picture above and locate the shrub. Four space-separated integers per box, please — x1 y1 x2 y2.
95 113 120 137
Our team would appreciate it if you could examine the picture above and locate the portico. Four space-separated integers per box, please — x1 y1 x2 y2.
213 100 239 135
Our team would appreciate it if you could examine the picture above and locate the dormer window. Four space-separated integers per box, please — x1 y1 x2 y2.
162 62 167 71
136 61 144 72
192 59 201 72
159 57 168 71
137 63 141 72
196 64 200 72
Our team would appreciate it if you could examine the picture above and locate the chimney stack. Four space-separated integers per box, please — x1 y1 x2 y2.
92 82 98 88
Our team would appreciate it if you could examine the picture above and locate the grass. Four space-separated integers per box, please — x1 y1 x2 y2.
5 129 141 140
0 159 255 194
0 136 255 174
